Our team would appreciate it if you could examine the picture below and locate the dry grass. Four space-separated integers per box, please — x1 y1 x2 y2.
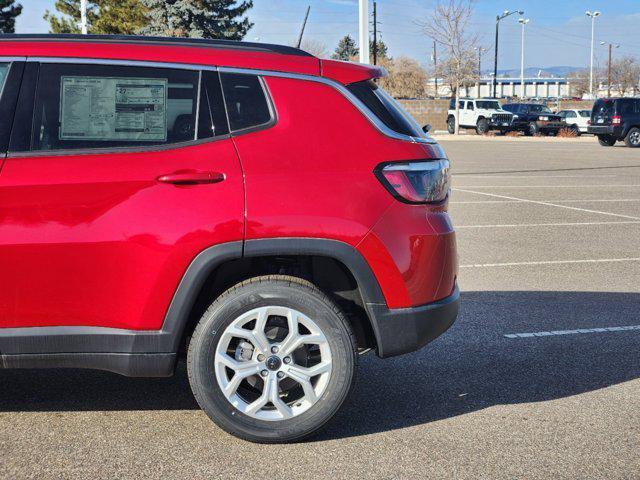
504 130 522 137
557 128 579 138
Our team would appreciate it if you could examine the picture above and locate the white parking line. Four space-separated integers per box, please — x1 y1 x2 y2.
454 174 620 178
451 199 640 204
453 188 640 221
460 258 640 268
504 325 640 339
456 221 640 229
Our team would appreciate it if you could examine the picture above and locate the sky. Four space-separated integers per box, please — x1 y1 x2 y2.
14 0 640 71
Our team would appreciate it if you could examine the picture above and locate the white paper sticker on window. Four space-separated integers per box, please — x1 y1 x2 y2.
59 76 168 142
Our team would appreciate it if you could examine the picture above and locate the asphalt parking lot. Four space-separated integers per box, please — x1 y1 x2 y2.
1 136 639 479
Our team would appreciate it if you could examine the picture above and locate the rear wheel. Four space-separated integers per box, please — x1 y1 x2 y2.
476 118 489 135
447 116 455 134
598 135 617 147
624 127 640 148
187 275 356 443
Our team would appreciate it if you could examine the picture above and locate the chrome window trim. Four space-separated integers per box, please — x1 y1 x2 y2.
0 56 27 62
17 57 435 146
219 66 436 145
27 56 216 72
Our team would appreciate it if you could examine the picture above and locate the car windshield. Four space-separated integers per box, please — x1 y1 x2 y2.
476 101 501 110
593 99 614 116
347 80 424 138
579 110 591 117
529 105 552 113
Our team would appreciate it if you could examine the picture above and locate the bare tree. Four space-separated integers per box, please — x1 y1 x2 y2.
417 0 477 133
379 56 429 98
298 39 329 58
610 56 640 96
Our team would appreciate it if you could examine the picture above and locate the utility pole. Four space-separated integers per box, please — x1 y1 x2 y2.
372 1 378 65
586 10 601 99
493 10 523 98
296 5 311 48
601 41 619 97
359 0 370 64
80 0 88 34
476 47 485 98
433 39 438 97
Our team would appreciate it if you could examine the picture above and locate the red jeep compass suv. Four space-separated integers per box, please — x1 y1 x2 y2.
0 34 458 443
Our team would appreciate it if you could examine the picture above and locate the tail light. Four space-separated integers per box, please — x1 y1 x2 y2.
587 119 592 125
375 160 450 204
612 115 622 125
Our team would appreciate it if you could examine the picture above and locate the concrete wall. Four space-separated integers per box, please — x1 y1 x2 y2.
397 99 450 131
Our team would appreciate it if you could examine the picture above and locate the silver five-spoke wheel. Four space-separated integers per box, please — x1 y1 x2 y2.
214 306 332 421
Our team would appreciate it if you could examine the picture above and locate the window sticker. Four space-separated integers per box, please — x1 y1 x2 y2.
59 76 168 142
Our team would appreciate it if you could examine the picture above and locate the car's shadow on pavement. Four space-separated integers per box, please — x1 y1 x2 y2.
1 291 639 441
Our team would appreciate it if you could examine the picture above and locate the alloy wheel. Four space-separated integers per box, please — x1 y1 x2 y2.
214 306 332 421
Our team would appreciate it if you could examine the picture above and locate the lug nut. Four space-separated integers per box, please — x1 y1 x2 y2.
261 370 269 377
283 356 292 364
271 346 279 354
257 354 265 362
277 371 285 379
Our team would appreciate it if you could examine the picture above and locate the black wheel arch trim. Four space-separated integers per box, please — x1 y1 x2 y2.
0 238 458 374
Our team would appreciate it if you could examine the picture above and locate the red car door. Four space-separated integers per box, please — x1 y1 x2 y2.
0 61 244 330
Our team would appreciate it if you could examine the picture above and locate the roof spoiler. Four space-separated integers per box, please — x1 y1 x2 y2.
320 59 388 85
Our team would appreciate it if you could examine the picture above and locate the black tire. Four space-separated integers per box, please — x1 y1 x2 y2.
571 125 581 136
525 122 539 136
598 135 617 147
624 127 640 148
476 118 489 135
187 275 356 443
447 116 455 134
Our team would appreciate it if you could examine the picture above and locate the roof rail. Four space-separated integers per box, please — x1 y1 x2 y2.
0 34 314 58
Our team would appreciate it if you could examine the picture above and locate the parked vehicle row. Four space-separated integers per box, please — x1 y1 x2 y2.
446 96 640 147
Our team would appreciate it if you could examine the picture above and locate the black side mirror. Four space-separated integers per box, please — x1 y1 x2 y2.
422 124 432 133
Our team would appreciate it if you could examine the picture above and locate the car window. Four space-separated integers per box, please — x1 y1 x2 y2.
346 79 423 137
529 104 551 113
476 100 500 110
31 63 221 152
466 102 474 110
619 100 635 115
0 63 9 94
459 100 465 109
567 111 576 118
579 110 591 117
593 99 614 117
220 73 273 132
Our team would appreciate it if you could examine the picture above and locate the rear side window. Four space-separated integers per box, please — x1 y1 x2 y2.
347 79 422 137
30 63 226 152
220 73 272 132
0 63 9 93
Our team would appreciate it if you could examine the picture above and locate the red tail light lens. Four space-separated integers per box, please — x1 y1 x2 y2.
375 160 451 204
612 115 622 125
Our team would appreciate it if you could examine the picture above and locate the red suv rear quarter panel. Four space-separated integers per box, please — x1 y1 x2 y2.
235 75 456 307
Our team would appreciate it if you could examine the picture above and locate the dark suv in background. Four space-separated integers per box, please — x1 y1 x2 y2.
502 103 564 136
588 98 640 147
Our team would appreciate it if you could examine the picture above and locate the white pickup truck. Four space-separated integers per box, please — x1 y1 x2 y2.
447 98 514 134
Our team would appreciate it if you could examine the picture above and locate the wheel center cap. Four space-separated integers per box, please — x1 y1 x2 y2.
265 355 282 371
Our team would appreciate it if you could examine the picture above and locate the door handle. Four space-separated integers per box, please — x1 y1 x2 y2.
157 171 225 185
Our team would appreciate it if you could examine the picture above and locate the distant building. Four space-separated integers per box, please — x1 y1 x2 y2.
427 77 571 99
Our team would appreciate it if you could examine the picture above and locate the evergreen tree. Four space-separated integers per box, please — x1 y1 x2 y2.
44 0 147 35
332 35 359 61
0 0 22 33
370 39 389 62
141 0 253 40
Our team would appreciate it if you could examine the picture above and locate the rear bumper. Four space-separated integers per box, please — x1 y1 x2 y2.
368 285 460 358
588 125 621 137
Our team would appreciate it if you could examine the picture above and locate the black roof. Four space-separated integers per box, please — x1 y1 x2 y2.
0 34 314 57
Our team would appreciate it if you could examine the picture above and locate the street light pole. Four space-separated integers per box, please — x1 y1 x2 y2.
586 10 601 99
80 0 88 34
493 9 524 98
600 41 619 97
476 47 485 97
358 0 370 64
518 18 529 99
